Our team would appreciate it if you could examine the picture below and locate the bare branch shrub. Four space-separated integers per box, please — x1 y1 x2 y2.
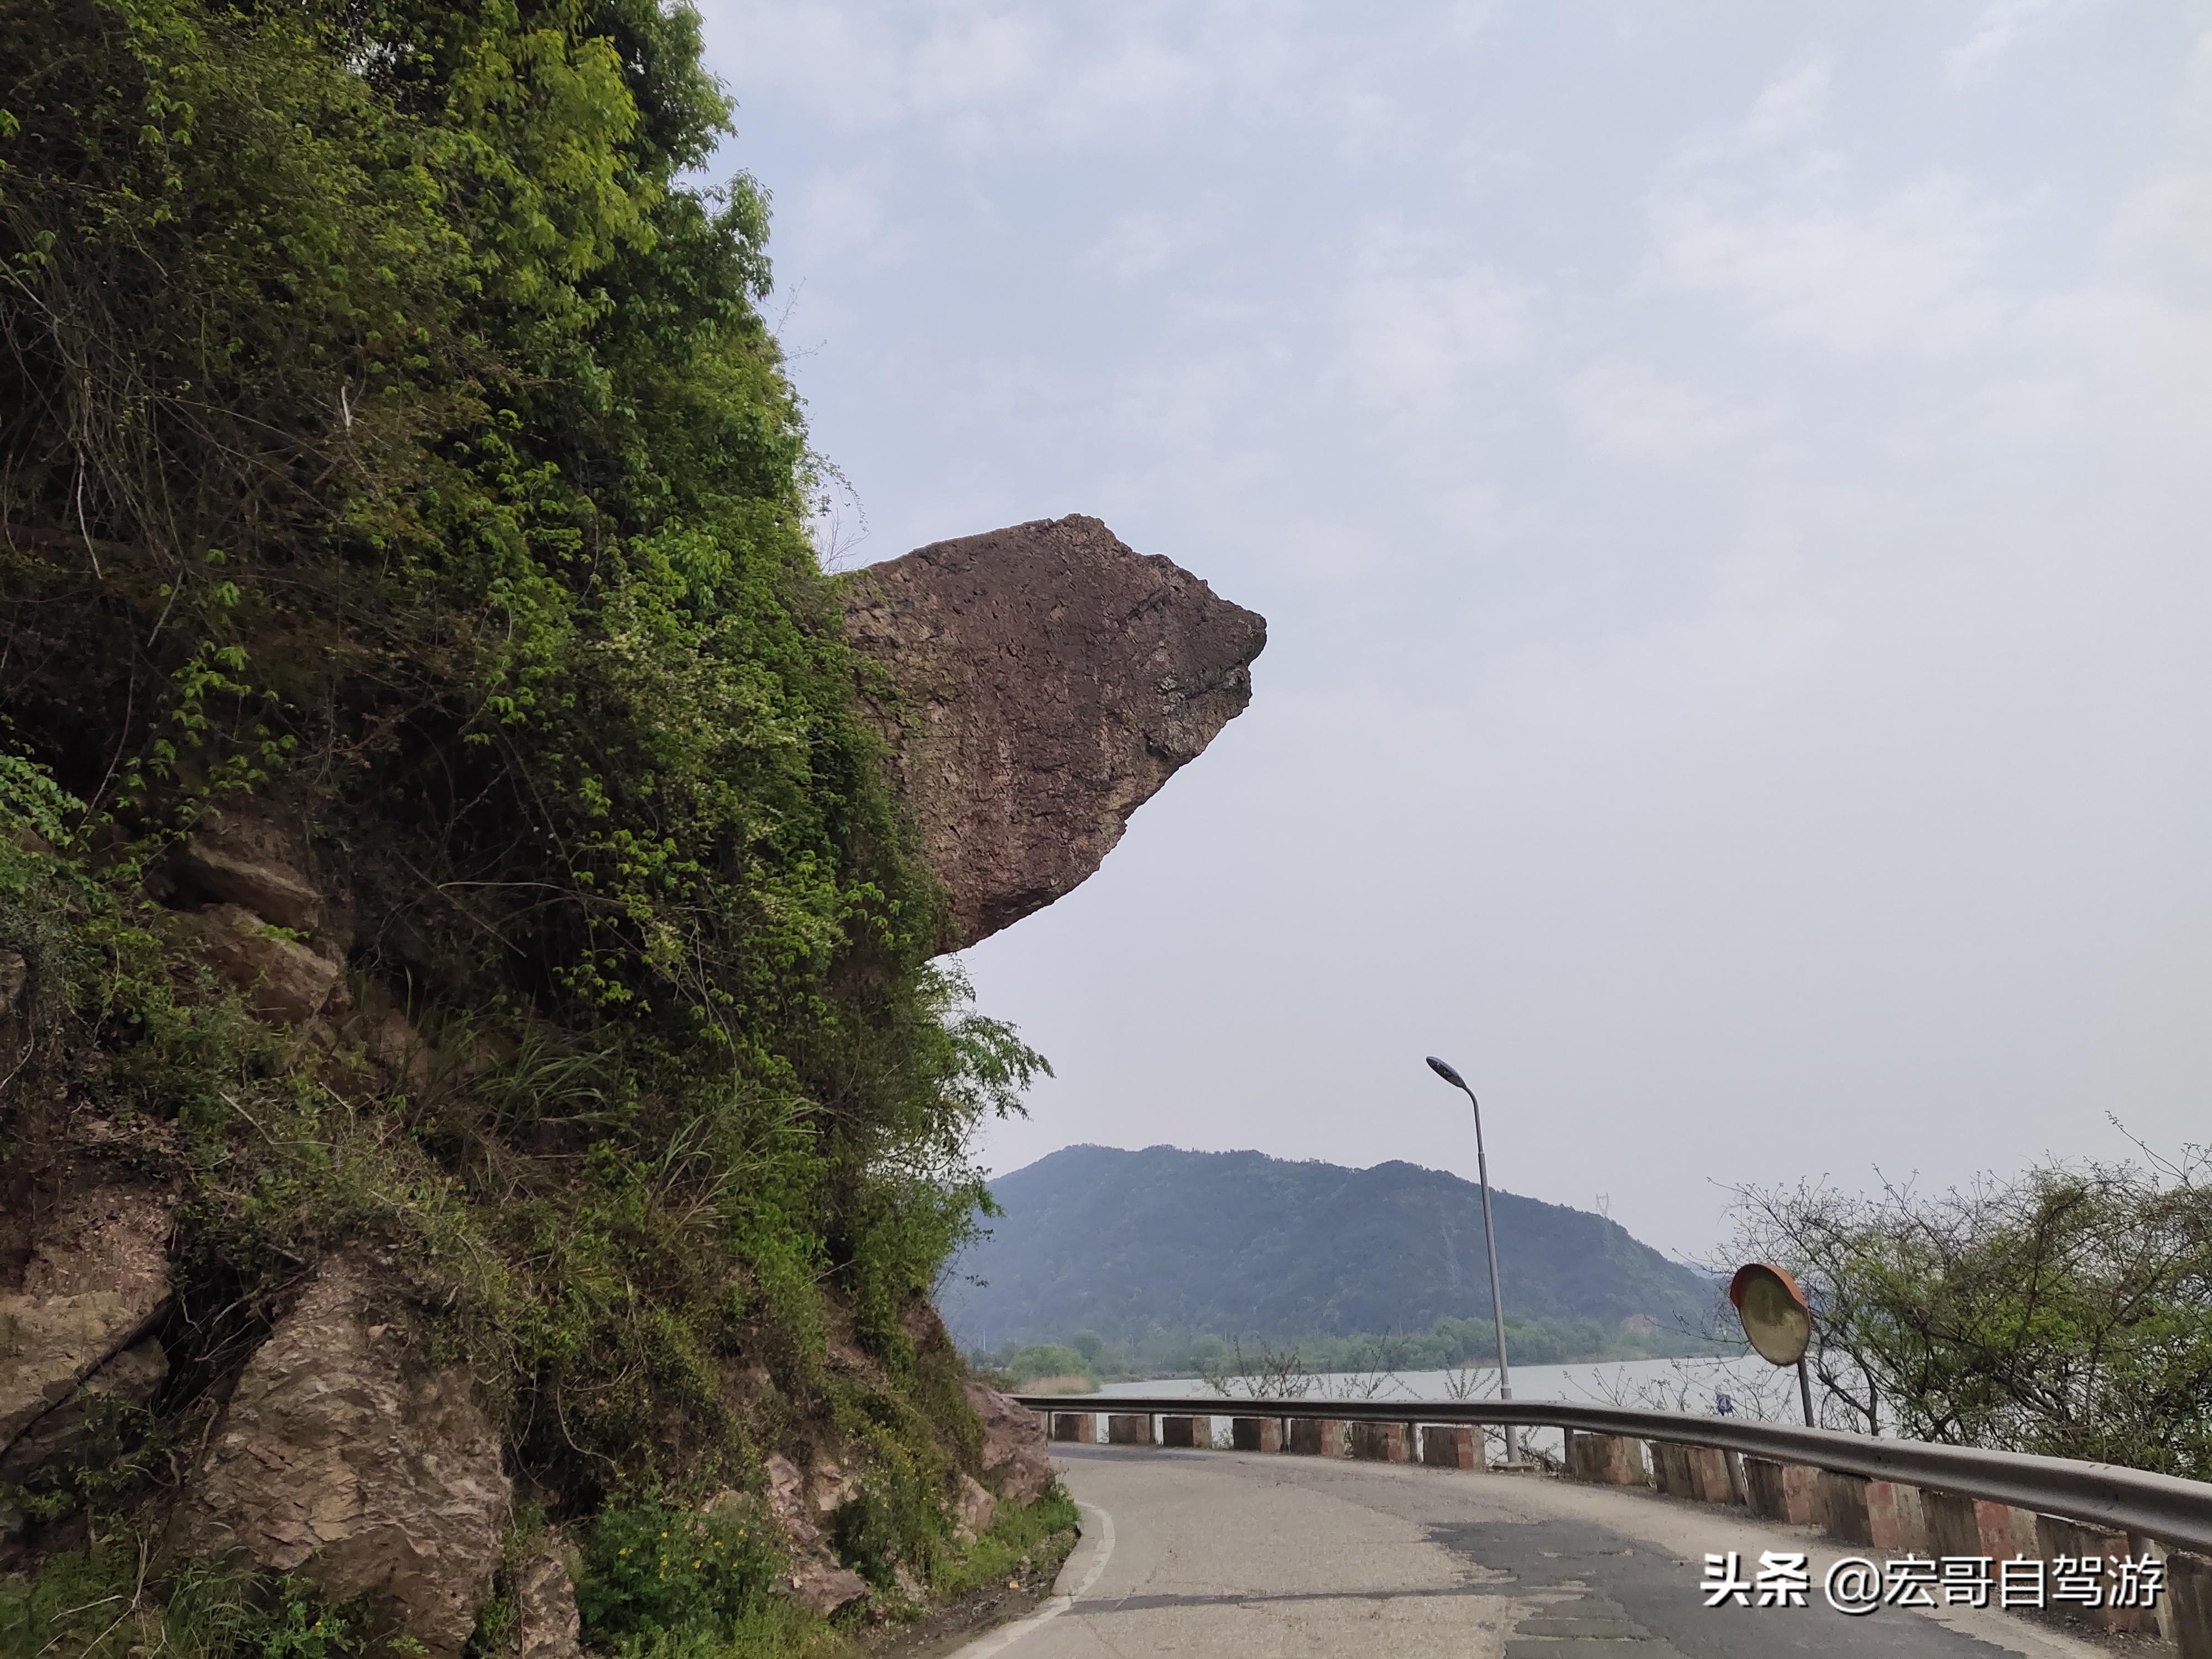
1199 1338 1315 1401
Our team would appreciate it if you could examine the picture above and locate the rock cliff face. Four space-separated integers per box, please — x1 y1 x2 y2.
843 515 1265 952
963 1382 1052 1505
1 1175 175 1481
154 806 354 1024
2 510 1240 1645
171 1249 510 1659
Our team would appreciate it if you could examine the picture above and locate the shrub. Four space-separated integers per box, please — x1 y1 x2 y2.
575 1498 784 1648
1728 1148 2212 1474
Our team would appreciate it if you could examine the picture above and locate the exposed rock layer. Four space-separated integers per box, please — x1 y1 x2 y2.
952 1473 996 1543
170 807 337 936
753 1454 869 1615
513 1537 585 1659
159 808 353 1022
964 1383 1051 1506
0 1337 166 1483
842 515 1264 952
165 903 345 1023
171 1250 510 1659
0 1179 174 1464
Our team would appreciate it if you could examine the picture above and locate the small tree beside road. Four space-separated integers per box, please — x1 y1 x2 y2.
1726 1139 2212 1479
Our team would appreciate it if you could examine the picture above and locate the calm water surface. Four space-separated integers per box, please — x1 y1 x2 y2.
1070 1354 1821 1457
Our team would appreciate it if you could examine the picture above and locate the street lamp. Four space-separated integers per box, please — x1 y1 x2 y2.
1426 1055 1519 1465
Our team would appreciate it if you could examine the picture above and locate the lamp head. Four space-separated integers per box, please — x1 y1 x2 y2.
1425 1055 1468 1090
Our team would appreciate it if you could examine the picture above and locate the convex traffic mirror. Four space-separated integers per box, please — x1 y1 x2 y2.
1728 1261 1812 1368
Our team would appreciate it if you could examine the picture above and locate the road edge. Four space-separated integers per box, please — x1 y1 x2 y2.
943 1500 1117 1659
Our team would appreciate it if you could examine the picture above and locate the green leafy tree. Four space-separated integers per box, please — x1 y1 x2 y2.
1726 1144 2212 1477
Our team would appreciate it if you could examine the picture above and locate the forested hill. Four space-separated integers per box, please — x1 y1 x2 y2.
945 1144 1714 1348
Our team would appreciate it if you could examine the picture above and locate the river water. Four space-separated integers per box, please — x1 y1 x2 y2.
1074 1353 1819 1459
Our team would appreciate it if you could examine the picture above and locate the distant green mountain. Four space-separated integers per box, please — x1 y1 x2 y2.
943 1144 1716 1350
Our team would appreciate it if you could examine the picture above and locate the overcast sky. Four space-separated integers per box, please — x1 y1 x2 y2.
699 2 2212 1259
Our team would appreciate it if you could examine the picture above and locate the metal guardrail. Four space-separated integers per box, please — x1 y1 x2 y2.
1016 1392 2212 1555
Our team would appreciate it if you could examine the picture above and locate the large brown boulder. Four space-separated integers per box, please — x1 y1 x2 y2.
0 1336 166 1483
750 1455 869 1616
964 1383 1051 1505
173 1250 509 1658
842 515 1264 952
158 805 352 1022
166 904 346 1023
952 1473 997 1543
168 807 335 936
1 1179 174 1469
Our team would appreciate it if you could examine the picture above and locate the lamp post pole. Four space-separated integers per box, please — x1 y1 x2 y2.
1426 1056 1517 1465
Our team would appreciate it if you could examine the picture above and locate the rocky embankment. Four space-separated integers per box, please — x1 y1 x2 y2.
1 517 1258 1648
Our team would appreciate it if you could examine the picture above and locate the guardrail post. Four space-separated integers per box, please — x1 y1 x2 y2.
1349 1421 1411 1462
1287 1417 1343 1457
1655 1442 1737 1505
1564 1430 1645 1486
1740 1456 1817 1522
1049 1412 1094 1444
2169 1550 2211 1659
1923 1490 2036 1559
1699 1448 1740 1505
1817 1471 1871 1543
1107 1413 1155 1446
2136 1540 2178 1647
1422 1425 1481 1470
1867 1479 1930 1552
1160 1415 1212 1449
1230 1416 1282 1453
1817 1472 1928 1550
2033 1515 2158 1635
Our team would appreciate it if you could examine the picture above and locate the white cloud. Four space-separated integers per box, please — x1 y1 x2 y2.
1557 361 1757 460
1337 238 1532 418
1107 351 1267 448
713 1 1213 150
1082 210 1208 284
1647 173 2014 357
2099 169 2212 298
1944 0 2080 86
782 165 900 264
1742 59 1831 147
1670 57 1834 169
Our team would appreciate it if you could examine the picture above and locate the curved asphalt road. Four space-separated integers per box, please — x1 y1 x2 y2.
977 1444 2110 1659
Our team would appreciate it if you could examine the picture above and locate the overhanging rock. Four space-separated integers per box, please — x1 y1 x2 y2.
842 515 1264 953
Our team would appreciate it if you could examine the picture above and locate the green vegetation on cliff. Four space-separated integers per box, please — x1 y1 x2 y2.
0 0 1047 1644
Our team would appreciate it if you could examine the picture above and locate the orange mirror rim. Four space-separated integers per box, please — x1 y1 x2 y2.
1728 1260 1809 1314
